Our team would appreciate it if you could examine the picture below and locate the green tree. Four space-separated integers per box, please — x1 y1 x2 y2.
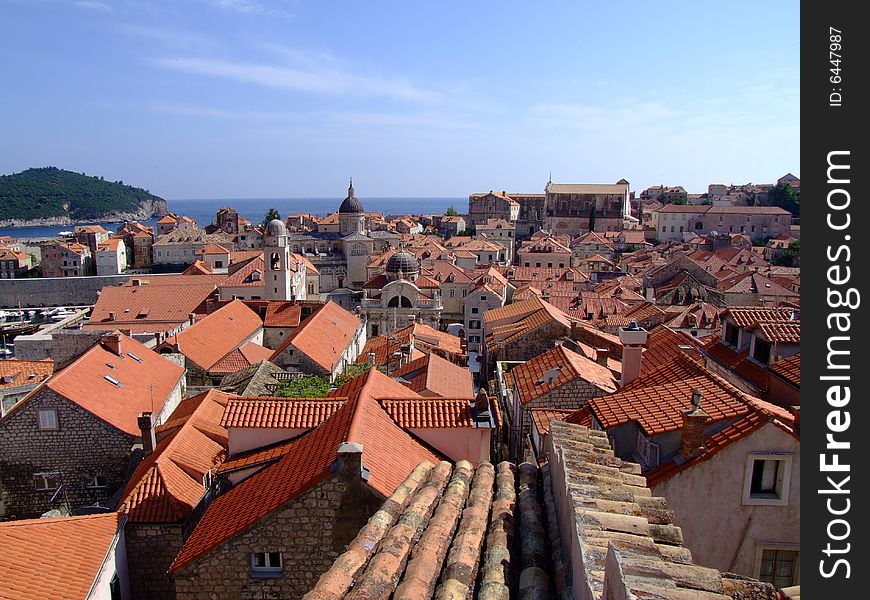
588 204 596 232
768 183 799 215
446 206 459 216
261 208 281 228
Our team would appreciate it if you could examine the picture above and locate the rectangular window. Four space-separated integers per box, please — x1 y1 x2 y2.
635 430 660 468
34 471 61 491
758 548 800 588
250 551 283 578
742 453 792 506
724 322 739 346
471 307 479 314
38 409 59 431
85 471 108 488
752 337 772 364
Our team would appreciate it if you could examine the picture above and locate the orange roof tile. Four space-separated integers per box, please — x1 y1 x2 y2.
270 301 361 372
0 358 53 390
750 320 800 344
120 390 230 523
768 353 800 388
391 352 474 398
10 334 185 436
723 307 795 328
167 300 263 372
209 341 274 375
588 353 752 436
702 340 769 391
509 345 617 404
199 243 231 255
170 369 440 573
529 408 575 434
379 397 477 428
640 326 703 377
262 302 304 327
0 513 123 600
221 397 347 429
87 281 218 330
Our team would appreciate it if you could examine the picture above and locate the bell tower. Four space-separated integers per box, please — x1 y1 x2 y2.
263 218 301 300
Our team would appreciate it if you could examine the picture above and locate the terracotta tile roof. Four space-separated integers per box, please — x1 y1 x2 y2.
723 306 795 328
357 323 464 368
220 397 347 429
588 353 752 436
0 513 123 600
270 300 361 372
510 345 617 404
166 300 263 372
703 340 769 391
484 297 573 350
646 401 797 486
750 320 800 344
170 368 441 573
182 261 213 275
199 243 231 255
640 326 703 377
219 255 264 287
623 302 666 325
209 341 274 375
9 333 185 436
87 281 217 330
379 397 477 428
120 390 230 523
529 408 575 434
768 353 800 388
0 358 53 389
391 352 475 398
262 301 304 328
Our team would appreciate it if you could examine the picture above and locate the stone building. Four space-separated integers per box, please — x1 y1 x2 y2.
517 232 572 269
40 240 93 277
500 344 617 461
543 180 633 235
269 299 365 380
463 281 505 355
482 296 574 367
360 249 443 338
167 369 444 599
652 205 792 242
119 389 230 600
0 332 184 519
474 218 516 264
0 358 54 416
467 191 519 226
512 192 545 239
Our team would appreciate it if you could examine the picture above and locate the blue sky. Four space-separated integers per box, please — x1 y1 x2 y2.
0 1 799 199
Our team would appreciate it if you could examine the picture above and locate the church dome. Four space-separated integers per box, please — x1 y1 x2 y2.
338 179 364 214
265 219 287 238
386 250 419 275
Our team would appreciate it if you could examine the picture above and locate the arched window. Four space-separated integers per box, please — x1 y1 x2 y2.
387 295 413 308
695 221 704 230
351 243 367 256
270 252 281 270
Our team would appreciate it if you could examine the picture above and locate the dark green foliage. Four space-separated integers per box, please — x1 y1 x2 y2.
274 363 380 398
0 167 164 220
768 183 799 215
261 208 281 228
772 240 800 266
445 206 458 216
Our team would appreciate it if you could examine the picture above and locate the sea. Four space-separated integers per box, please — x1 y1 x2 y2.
0 197 465 240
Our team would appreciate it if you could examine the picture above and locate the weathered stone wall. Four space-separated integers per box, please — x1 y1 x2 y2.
174 475 383 600
498 321 569 363
125 523 184 600
0 388 134 519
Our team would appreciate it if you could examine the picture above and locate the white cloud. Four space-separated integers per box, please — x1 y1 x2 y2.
150 54 442 104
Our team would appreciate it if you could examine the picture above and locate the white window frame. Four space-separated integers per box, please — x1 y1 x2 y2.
85 471 108 489
742 452 793 506
250 551 283 578
38 409 59 431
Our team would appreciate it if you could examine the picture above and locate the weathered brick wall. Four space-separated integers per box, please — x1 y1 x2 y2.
126 523 184 600
517 379 609 451
0 388 134 519
174 475 382 600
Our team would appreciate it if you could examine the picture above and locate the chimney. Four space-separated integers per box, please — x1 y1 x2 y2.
188 312 196 326
595 348 609 367
138 412 156 456
407 315 416 323
108 311 116 322
680 390 708 460
102 332 122 356
367 352 376 367
618 322 648 386
474 389 490 416
155 331 163 346
789 406 800 435
333 442 366 482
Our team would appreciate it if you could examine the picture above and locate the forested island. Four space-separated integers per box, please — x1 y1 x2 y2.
0 167 168 227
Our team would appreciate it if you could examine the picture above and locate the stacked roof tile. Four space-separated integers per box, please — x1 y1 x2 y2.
768 353 800 388
0 358 53 389
270 300 362 372
221 397 348 429
391 352 474 398
509 344 617 404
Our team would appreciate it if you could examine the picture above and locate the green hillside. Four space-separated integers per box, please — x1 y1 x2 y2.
0 167 166 221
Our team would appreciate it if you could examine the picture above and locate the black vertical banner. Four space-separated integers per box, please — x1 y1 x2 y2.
802 2 866 597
